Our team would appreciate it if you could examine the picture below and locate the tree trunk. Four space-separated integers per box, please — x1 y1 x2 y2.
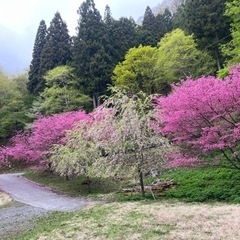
138 167 145 197
93 92 101 109
93 94 97 109
214 32 221 71
214 49 221 71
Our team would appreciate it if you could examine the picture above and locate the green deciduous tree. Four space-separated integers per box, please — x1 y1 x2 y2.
113 45 157 94
222 0 240 65
0 70 32 143
35 66 91 115
154 29 216 93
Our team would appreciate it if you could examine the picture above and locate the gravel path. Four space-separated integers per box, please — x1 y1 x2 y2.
0 203 48 239
0 173 95 239
0 173 90 211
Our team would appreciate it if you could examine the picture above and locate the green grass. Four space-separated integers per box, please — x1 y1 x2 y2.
24 167 240 203
15 211 75 240
17 202 177 240
24 170 122 199
161 167 240 203
111 167 240 203
11 167 240 239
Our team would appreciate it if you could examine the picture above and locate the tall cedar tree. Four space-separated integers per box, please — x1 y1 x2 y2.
141 6 157 46
72 0 111 108
155 9 173 38
141 7 173 46
102 5 114 59
28 20 47 94
109 17 139 62
103 5 139 73
39 12 71 93
173 0 231 70
104 5 113 25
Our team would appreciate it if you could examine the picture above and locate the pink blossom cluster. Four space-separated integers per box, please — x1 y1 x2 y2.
69 106 117 147
155 65 240 167
0 111 89 166
167 152 200 168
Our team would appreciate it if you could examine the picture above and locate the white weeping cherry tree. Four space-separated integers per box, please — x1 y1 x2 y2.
49 88 173 196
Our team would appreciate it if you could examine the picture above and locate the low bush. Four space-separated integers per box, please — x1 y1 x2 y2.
162 167 240 203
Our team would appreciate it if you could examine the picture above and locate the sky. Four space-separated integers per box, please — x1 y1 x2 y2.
0 0 162 75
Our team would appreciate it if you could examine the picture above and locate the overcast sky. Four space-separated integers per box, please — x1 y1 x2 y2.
0 0 162 75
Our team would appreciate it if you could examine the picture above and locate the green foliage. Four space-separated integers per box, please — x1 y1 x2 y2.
49 89 172 196
141 6 158 46
37 12 71 93
28 20 47 94
109 17 139 59
34 66 91 115
28 12 72 95
217 67 229 79
222 0 240 65
72 1 140 107
155 29 216 92
113 45 157 94
0 69 17 107
0 70 32 143
142 6 156 31
24 171 121 197
43 65 76 87
155 9 173 38
140 7 173 47
38 87 91 115
173 0 231 69
103 5 113 24
163 168 240 203
72 0 109 106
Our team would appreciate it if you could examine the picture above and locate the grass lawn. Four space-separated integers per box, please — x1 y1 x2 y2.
24 167 240 203
17 200 240 240
10 167 240 239
24 170 123 200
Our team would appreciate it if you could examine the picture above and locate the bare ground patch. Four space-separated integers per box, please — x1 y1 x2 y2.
0 192 12 207
33 201 240 240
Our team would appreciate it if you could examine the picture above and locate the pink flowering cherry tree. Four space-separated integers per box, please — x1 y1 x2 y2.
155 65 240 169
0 110 89 167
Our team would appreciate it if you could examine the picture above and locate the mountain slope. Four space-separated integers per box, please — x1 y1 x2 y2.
137 0 184 24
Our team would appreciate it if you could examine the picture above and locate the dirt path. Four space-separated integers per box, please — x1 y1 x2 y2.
0 173 96 239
